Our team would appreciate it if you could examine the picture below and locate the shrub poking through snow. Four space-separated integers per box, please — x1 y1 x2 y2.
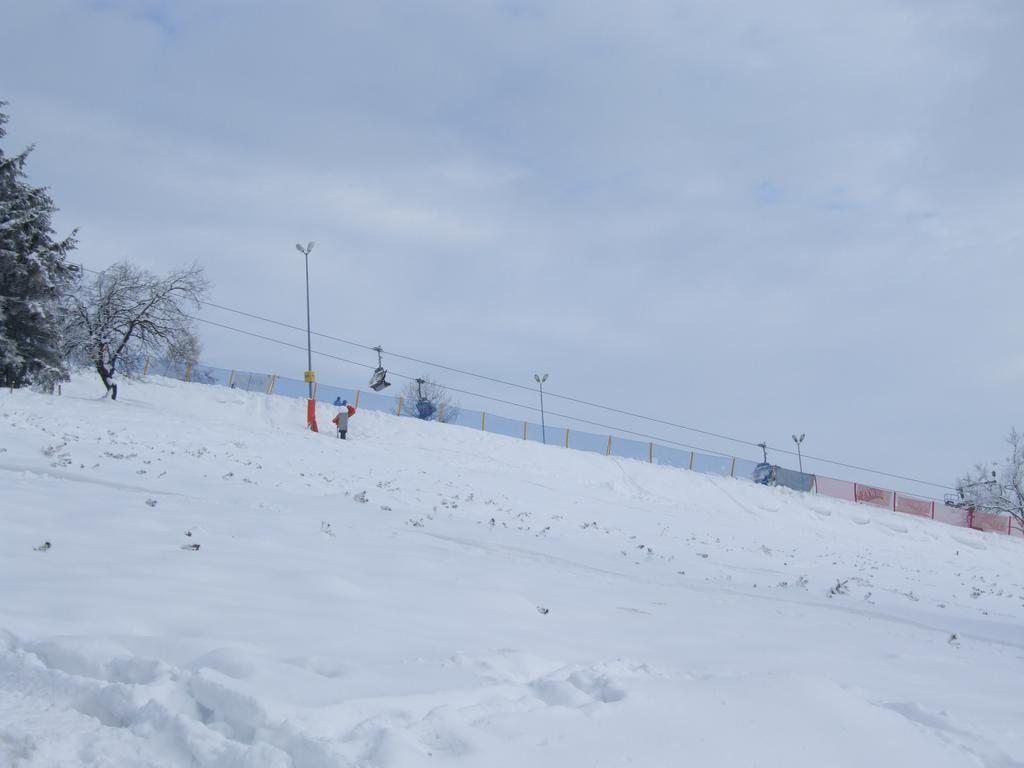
828 579 849 597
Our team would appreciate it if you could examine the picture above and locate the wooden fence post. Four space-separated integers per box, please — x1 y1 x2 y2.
228 370 235 388
481 412 486 431
523 421 528 440
266 375 277 395
729 457 737 477
606 436 612 456
396 397 404 416
354 390 361 408
688 451 695 470
649 443 654 463
564 428 570 448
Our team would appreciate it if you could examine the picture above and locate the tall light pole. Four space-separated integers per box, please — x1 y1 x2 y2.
295 241 317 431
792 433 805 475
534 373 548 444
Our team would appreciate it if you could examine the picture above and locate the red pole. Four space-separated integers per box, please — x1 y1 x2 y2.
307 399 319 432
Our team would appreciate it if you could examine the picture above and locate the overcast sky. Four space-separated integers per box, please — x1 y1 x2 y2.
3 0 1023 496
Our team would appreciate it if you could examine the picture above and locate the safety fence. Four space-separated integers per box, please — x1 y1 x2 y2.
148 358 1024 541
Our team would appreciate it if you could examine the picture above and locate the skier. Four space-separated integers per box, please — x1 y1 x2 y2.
331 397 356 439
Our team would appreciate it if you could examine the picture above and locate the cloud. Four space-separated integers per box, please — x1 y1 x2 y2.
2 0 1022 493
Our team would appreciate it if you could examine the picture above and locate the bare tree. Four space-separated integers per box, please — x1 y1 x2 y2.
165 327 215 383
64 262 209 398
165 327 202 368
954 428 1024 525
400 375 460 423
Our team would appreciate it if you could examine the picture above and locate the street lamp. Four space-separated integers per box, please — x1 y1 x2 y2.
534 373 548 444
295 241 317 431
792 433 805 475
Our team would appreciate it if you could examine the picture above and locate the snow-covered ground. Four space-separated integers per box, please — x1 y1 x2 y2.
1 375 1022 767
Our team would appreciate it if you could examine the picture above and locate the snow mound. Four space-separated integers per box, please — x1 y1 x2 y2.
1 376 1022 766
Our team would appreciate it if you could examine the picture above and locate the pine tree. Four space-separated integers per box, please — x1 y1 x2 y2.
0 103 78 389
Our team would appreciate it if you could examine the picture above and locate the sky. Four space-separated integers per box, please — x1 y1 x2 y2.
2 0 1023 497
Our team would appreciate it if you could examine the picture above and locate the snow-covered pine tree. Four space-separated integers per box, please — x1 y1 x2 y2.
0 103 79 389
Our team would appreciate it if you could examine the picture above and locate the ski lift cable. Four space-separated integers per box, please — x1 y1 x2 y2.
187 315 959 493
191 317 954 496
188 299 955 489
0 286 958 489
56 271 935 467
64 268 813 453
187 316 739 458
45 273 959 489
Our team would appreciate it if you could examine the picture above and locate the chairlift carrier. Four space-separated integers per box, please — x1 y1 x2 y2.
369 346 391 392
414 378 436 420
753 441 776 486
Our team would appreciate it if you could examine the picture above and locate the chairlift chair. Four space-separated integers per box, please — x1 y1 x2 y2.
414 378 436 420
753 441 776 486
369 346 391 392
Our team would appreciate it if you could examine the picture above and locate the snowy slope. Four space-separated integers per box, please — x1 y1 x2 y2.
1 376 1022 767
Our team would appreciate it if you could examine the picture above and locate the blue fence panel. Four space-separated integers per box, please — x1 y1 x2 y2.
188 364 225 386
156 360 188 380
691 452 733 476
568 429 607 456
355 389 399 415
484 412 523 439
611 436 650 462
655 445 692 469
732 457 759 483
450 406 483 430
272 376 307 399
229 371 269 393
525 421 549 444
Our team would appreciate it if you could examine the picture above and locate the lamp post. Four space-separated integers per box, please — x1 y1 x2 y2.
534 373 548 444
792 433 805 475
295 241 317 431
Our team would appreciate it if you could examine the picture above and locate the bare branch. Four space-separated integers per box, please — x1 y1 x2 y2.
63 261 209 395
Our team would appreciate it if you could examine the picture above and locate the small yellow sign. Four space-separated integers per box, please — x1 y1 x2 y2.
304 370 316 383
